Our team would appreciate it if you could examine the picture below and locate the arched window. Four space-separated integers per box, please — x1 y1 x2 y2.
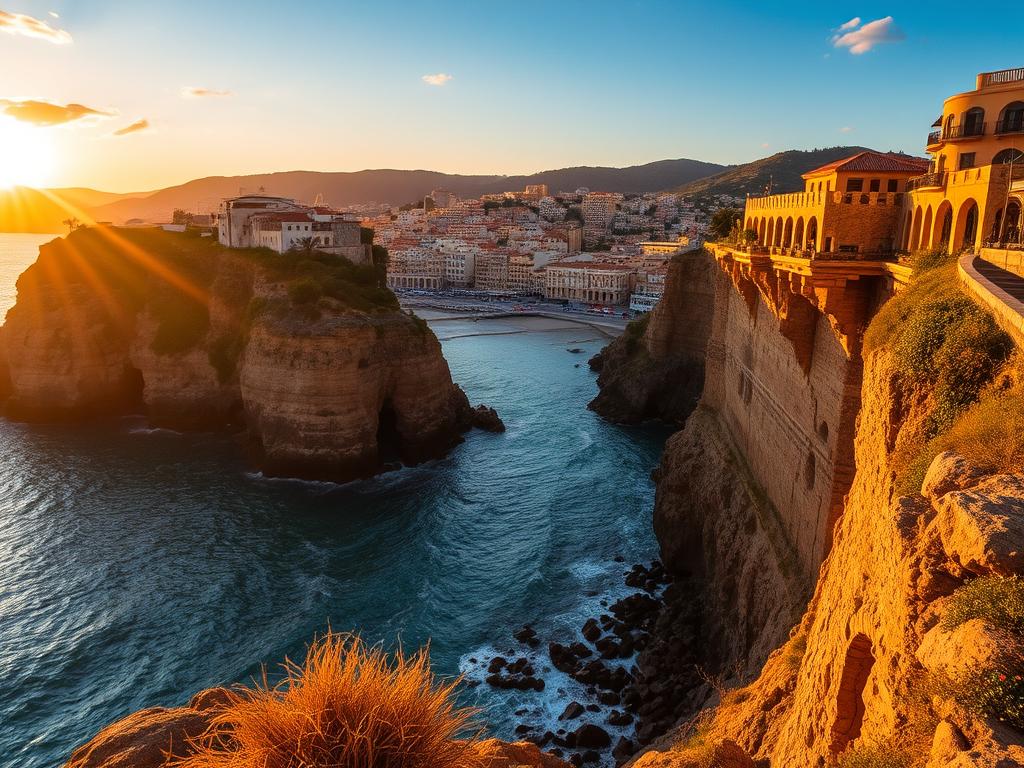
964 107 985 136
944 113 956 138
998 101 1024 134
993 148 1024 165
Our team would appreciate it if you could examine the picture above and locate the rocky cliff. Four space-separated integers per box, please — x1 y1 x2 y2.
0 226 499 481
595 250 1024 766
588 251 715 424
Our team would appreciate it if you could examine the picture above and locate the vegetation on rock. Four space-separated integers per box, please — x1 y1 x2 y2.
943 575 1024 633
863 254 1019 492
171 633 483 768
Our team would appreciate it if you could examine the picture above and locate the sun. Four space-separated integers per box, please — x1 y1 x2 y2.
0 117 57 189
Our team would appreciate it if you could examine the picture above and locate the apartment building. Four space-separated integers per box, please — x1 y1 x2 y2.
545 261 637 305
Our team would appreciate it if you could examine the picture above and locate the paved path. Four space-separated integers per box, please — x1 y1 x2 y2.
976 258 1024 302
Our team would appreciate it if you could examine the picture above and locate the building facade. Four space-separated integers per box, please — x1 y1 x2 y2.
545 262 636 305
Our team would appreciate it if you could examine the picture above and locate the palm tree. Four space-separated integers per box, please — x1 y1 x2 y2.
62 217 80 234
292 236 319 254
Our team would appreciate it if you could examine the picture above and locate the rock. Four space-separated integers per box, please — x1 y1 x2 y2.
930 474 1024 575
572 724 611 749
65 706 214 768
476 738 572 767
581 750 600 763
612 736 635 763
598 690 620 706
607 710 633 726
582 619 602 642
916 618 1022 679
925 720 969 767
488 657 508 673
187 686 233 712
470 404 506 433
922 451 988 500
559 702 585 721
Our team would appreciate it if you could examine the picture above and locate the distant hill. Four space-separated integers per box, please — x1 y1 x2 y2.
673 147 876 199
0 158 727 233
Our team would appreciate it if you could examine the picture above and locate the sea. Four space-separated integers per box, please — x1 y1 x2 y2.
0 233 670 768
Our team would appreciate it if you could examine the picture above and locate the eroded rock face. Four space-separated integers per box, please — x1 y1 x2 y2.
0 230 492 482
587 251 715 425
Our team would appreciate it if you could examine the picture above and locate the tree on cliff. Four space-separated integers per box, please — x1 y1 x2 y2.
709 207 742 241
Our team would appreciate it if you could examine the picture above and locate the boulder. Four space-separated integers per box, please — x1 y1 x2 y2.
916 618 1021 679
65 706 212 768
922 452 988 501
572 724 611 749
476 738 571 768
931 474 1024 575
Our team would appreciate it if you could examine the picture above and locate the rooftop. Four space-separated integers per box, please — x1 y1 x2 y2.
802 151 930 178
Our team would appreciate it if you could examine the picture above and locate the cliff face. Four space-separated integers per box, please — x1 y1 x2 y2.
0 227 494 482
596 250 1024 766
588 251 715 424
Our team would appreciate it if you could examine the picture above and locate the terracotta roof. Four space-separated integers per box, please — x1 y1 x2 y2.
802 151 930 178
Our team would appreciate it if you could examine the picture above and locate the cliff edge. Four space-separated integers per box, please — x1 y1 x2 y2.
0 226 500 482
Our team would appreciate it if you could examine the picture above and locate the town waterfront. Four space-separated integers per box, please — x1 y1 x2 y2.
0 234 670 768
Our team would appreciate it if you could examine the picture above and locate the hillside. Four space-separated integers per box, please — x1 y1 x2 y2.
673 146 874 198
0 158 727 233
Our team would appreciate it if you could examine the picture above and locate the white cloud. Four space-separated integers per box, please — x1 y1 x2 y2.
831 16 904 55
0 9 71 44
761 142 770 149
841 126 854 133
180 86 232 98
422 73 453 87
48 10 59 18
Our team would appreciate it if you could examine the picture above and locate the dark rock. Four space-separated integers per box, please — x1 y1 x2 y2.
607 710 633 726
488 657 507 673
514 625 538 646
612 736 635 763
470 404 505 433
573 723 611 749
598 690 621 706
559 702 585 721
581 750 600 763
582 619 601 642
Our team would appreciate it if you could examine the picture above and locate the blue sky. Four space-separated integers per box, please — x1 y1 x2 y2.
0 0 1021 190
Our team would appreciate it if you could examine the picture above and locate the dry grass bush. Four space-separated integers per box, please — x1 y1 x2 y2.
833 744 910 768
171 633 484 768
864 256 1021 493
942 575 1024 633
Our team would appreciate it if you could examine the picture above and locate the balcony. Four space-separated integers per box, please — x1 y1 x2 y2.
907 172 947 192
927 130 942 146
979 68 1024 88
943 122 987 141
996 119 1024 136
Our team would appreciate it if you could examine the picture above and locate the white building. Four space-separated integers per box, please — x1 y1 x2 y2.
217 194 306 248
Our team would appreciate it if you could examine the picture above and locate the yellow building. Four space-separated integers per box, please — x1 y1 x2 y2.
903 68 1024 254
743 151 928 257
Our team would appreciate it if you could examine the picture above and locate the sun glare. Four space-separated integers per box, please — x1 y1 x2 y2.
0 117 57 189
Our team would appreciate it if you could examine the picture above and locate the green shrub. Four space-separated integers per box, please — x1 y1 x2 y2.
948 667 1024 731
287 277 322 305
942 575 1024 633
834 745 909 768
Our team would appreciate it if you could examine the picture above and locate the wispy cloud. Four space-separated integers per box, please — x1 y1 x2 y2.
840 126 854 133
0 98 113 126
0 9 72 44
761 142 770 149
422 73 453 87
831 16 904 55
180 86 232 98
113 118 150 136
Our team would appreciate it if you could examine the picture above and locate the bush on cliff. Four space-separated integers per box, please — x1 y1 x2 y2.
833 744 909 768
942 575 1024 634
864 259 1018 492
171 633 483 768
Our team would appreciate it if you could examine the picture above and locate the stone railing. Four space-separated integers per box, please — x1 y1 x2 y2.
980 247 1024 279
958 254 1024 347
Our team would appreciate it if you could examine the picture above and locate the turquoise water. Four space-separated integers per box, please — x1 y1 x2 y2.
0 234 669 768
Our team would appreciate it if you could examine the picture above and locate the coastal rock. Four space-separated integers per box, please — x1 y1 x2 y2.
587 251 715 425
476 739 571 767
64 706 214 768
0 229 496 482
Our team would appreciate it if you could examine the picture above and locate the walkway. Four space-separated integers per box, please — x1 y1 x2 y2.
957 254 1024 347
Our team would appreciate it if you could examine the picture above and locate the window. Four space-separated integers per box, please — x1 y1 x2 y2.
869 179 880 192
846 178 864 192
887 179 899 192
959 152 976 170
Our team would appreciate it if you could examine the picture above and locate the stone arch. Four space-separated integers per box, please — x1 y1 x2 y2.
766 218 775 246
830 633 876 755
745 216 754 232
922 206 934 250
783 217 794 247
1005 199 1022 243
953 198 980 253
901 210 912 250
934 200 954 250
806 216 818 251
794 216 805 249
944 113 956 137
998 100 1024 133
910 206 923 250
774 216 784 246
758 218 767 245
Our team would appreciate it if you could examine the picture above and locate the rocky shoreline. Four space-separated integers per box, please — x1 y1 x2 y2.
465 560 706 767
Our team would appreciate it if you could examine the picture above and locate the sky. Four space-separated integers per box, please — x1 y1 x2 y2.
0 0 1022 192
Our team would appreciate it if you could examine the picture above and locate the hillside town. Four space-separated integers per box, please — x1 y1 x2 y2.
207 184 736 315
